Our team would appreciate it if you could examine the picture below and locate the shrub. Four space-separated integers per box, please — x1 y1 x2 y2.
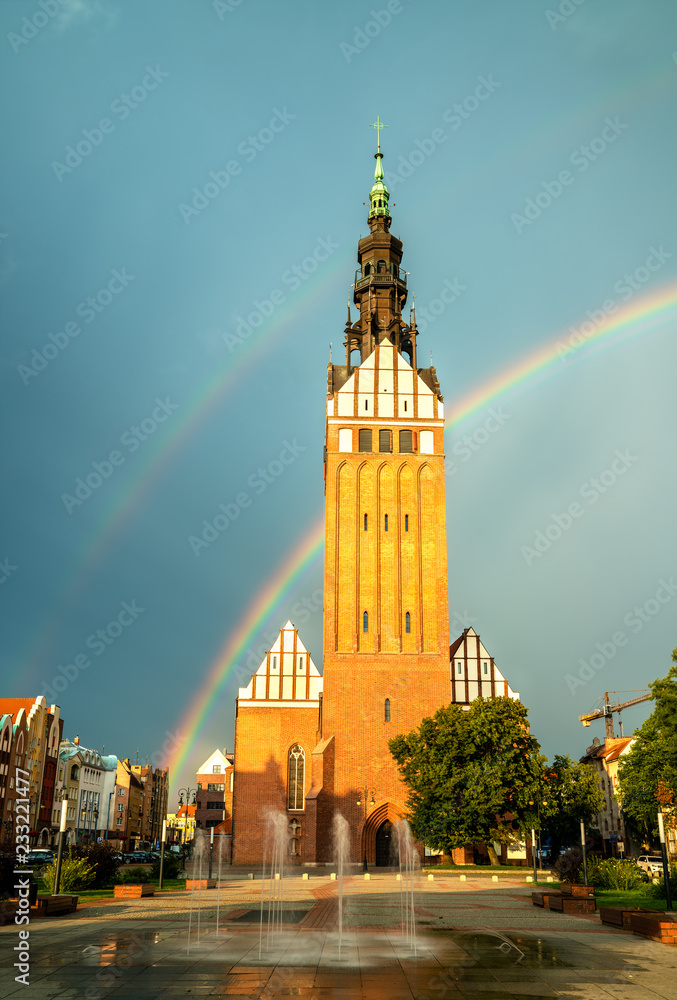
150 852 183 880
42 849 95 893
115 865 152 884
646 860 677 900
553 847 583 885
587 857 647 890
80 842 120 888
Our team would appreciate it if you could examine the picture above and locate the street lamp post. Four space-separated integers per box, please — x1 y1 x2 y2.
528 798 548 871
356 788 375 871
54 799 69 896
159 819 167 891
177 788 197 859
658 810 673 911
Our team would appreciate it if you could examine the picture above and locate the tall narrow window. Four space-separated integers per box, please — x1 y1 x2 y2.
298 656 304 671
404 400 408 412
364 513 368 531
457 663 462 675
405 612 411 633
405 514 409 532
384 514 388 531
379 429 392 453
363 611 369 633
399 429 413 453
384 698 391 722
359 429 372 452
364 398 369 411
272 656 277 670
288 745 305 810
483 662 488 674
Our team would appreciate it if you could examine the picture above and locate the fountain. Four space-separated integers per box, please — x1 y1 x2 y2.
258 810 289 958
214 832 227 935
332 812 350 959
187 829 207 955
394 819 419 955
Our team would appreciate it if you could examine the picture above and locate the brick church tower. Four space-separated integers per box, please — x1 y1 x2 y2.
305 131 451 865
230 133 519 867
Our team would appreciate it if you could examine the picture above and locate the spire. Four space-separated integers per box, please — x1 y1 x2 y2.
368 116 390 223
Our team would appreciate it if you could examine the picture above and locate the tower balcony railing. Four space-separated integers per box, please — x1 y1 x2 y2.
354 266 407 292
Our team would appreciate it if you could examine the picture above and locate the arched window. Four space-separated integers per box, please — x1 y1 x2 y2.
288 745 305 810
405 612 411 633
399 429 413 453
363 611 369 633
385 698 391 722
71 765 79 781
364 263 372 276
377 260 387 273
359 429 372 452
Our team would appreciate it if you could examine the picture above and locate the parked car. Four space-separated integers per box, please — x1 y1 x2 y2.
635 855 663 876
123 851 153 864
24 849 57 866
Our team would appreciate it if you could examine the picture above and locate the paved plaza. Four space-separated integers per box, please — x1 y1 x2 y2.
2 873 675 999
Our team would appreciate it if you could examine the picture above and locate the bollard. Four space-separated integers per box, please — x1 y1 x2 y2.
364 873 370 880
248 873 254 880
546 876 554 883
330 872 336 880
460 874 466 882
396 873 402 881
302 873 309 880
428 874 434 881
526 876 533 883
274 873 280 880
492 875 498 882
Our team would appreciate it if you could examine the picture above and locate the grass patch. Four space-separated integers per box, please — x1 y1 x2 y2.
35 877 189 899
595 889 667 911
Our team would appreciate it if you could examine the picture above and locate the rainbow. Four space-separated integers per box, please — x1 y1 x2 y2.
166 278 677 786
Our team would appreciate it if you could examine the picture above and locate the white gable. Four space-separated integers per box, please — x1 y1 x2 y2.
198 748 232 774
450 627 519 704
237 621 322 706
334 339 443 422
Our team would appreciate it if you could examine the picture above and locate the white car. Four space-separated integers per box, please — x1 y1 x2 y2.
636 854 663 875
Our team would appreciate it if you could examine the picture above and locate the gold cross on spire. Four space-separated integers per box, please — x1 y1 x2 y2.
369 116 388 152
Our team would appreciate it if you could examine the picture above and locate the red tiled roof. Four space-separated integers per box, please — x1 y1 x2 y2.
0 698 37 720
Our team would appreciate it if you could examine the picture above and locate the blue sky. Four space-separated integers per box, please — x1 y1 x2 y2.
2 0 676 797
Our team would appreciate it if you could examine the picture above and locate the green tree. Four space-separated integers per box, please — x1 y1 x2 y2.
389 697 547 864
540 754 604 858
618 649 677 840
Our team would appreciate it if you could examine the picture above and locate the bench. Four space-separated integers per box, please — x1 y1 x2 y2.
599 906 656 930
630 911 676 945
114 884 154 899
34 894 79 916
185 879 216 890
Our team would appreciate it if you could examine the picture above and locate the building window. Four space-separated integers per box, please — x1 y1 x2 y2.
363 611 369 633
483 662 488 674
405 612 411 633
298 656 304 671
212 765 222 773
207 783 224 791
364 513 368 531
288 745 305 811
379 429 392 453
206 801 222 810
116 817 122 826
405 514 409 532
385 698 391 722
359 429 372 452
364 399 369 411
404 400 408 412
457 663 462 675
384 514 388 531
399 429 413 453
118 788 125 796
117 803 123 812
272 656 277 669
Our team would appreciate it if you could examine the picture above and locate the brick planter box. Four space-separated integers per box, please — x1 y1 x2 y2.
548 893 596 914
185 879 216 890
560 883 595 898
630 911 676 945
34 894 78 916
599 906 657 930
114 884 154 899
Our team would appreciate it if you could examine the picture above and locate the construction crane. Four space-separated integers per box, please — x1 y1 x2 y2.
579 690 653 739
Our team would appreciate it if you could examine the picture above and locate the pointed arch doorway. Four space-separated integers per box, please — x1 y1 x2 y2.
361 801 405 866
375 820 393 866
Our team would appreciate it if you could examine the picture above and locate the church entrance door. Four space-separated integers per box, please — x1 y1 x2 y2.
375 820 393 867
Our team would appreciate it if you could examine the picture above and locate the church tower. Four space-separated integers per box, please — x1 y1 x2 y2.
309 130 452 865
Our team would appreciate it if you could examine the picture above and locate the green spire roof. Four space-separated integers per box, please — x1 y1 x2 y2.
368 116 390 221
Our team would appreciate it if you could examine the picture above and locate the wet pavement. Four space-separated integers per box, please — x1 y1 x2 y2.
2 874 675 998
